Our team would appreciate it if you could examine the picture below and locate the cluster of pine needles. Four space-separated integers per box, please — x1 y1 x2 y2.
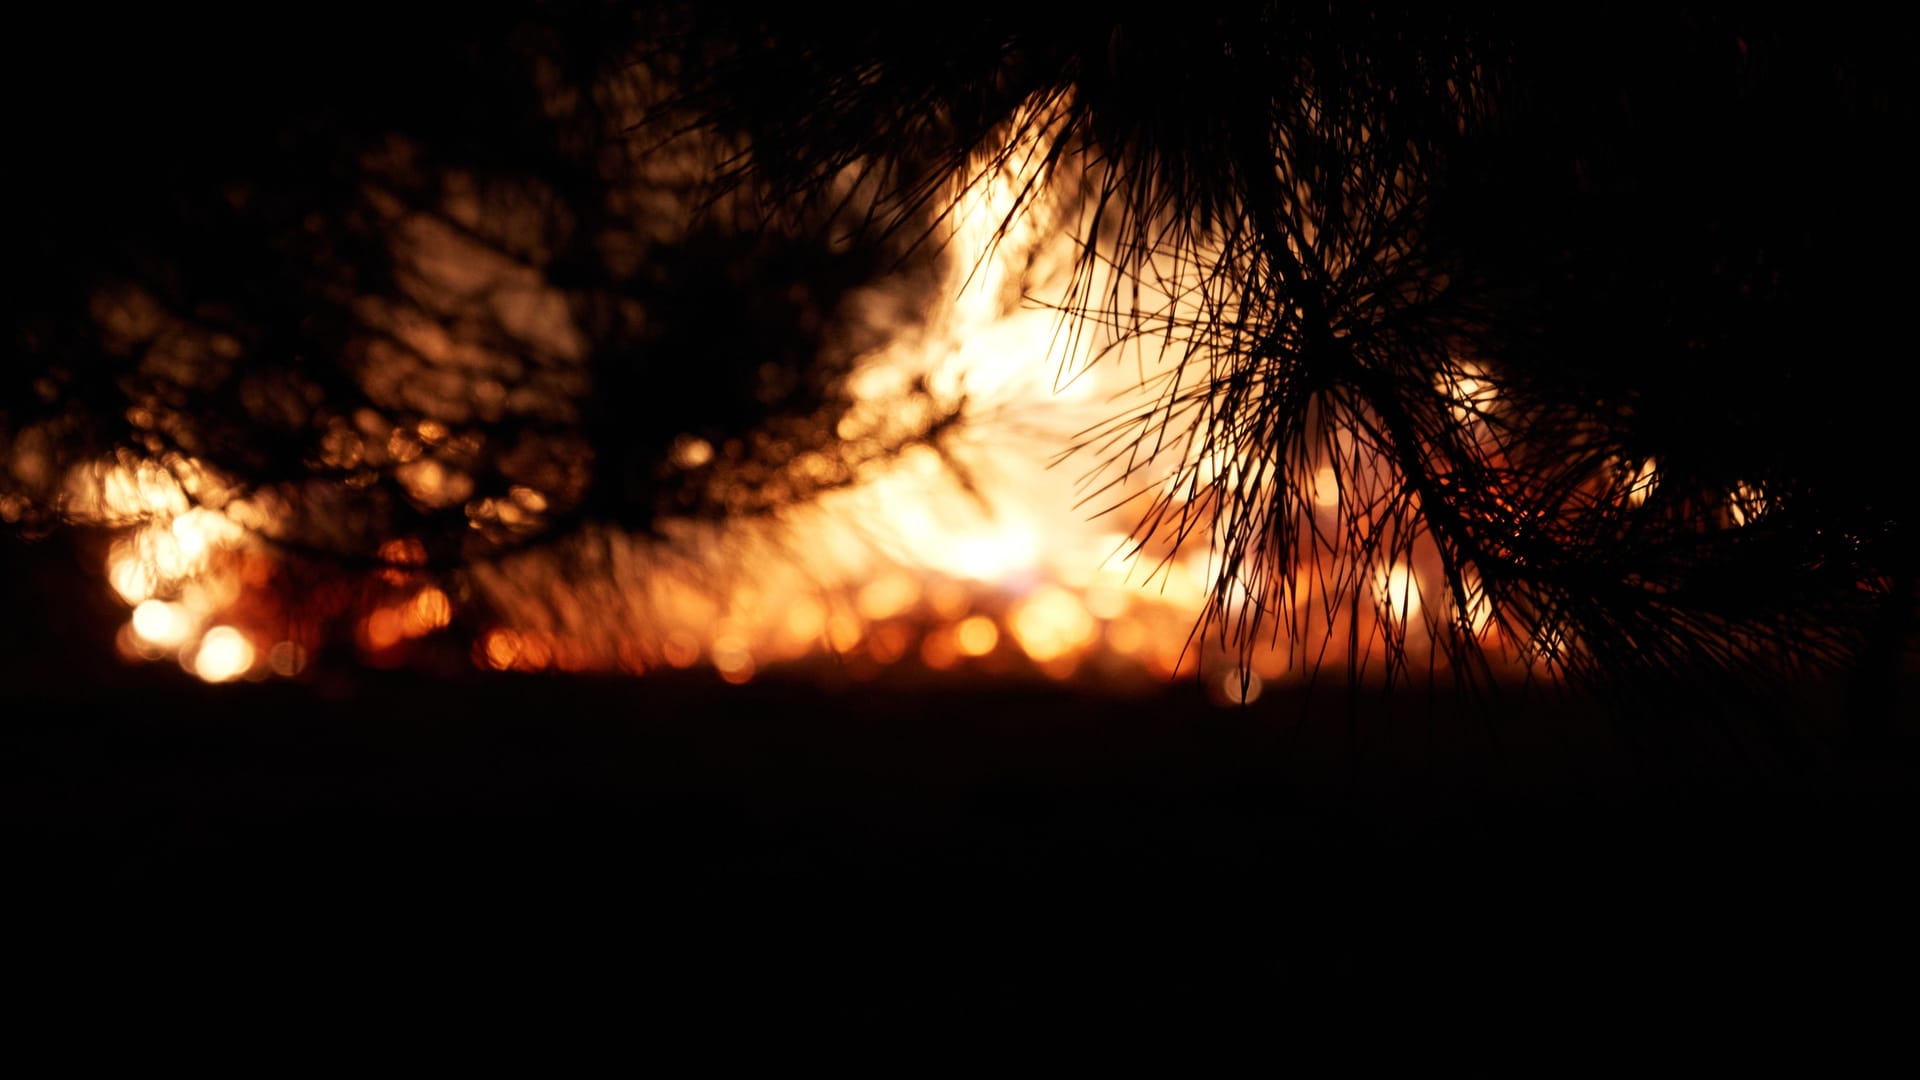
656 4 1909 704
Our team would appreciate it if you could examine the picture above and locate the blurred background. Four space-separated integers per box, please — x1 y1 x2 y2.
3 3 1915 1024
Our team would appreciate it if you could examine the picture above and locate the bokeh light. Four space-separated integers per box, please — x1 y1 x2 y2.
192 626 255 683
43 99 1559 703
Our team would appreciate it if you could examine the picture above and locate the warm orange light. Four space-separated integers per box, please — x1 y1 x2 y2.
856 572 920 620
1625 459 1658 507
1082 584 1129 620
920 628 960 669
515 632 554 670
783 598 827 643
662 631 701 668
193 626 255 682
1438 361 1497 424
108 552 158 604
363 608 405 651
669 435 714 469
1216 670 1264 705
130 599 193 648
924 579 971 620
403 586 453 636
378 538 429 567
954 615 1000 657
1312 466 1341 509
867 622 913 663
1376 563 1421 619
268 641 307 677
711 630 754 682
483 629 522 670
1730 481 1768 527
825 614 863 654
1008 586 1096 663
615 639 649 674
72 108 1494 692
1106 617 1148 656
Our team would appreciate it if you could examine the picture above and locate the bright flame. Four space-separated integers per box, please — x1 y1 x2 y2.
1217 671 1264 706
1376 563 1421 620
441 112 1237 688
1437 360 1498 425
403 587 453 635
1625 459 1659 507
192 626 255 683
63 104 1538 700
953 615 1000 657
1311 466 1341 509
131 599 193 649
1730 481 1768 527
1008 586 1097 663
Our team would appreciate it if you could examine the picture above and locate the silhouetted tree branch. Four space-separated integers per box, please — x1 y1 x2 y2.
1 3 1909 705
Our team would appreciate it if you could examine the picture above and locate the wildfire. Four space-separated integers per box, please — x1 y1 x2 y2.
46 115 1605 693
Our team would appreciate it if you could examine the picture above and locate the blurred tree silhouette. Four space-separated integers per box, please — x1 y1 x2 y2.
1 3 1910 707
662 2 1916 705
3 3 952 561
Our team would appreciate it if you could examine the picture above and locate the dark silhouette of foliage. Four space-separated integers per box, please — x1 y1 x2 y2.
4 3 952 562
1 3 1910 708
662 4 1914 701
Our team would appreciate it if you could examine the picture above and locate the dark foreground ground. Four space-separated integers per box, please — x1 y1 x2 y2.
5 655 1917 1042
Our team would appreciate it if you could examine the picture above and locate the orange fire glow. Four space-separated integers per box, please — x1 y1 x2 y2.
50 116 1620 693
